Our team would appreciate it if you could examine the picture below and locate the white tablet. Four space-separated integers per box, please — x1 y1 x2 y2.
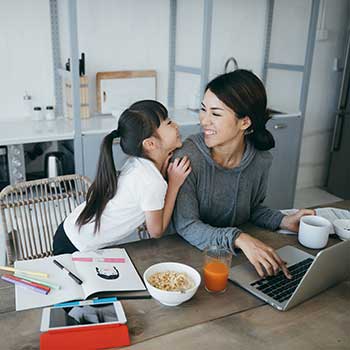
40 301 127 332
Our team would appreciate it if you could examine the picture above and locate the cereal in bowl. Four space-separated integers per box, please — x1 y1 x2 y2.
148 271 195 292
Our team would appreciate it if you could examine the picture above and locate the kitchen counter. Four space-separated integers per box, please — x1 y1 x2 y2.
0 115 127 146
0 109 201 146
0 109 300 146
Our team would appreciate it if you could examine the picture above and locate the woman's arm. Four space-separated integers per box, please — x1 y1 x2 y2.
249 170 286 230
250 166 314 232
145 157 191 238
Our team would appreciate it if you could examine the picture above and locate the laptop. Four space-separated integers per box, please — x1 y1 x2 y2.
229 240 350 311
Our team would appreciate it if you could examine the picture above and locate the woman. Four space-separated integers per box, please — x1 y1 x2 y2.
172 70 313 278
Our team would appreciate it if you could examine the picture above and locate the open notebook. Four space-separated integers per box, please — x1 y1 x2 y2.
14 248 148 311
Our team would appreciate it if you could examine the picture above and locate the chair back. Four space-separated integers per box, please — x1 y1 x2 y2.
0 174 91 265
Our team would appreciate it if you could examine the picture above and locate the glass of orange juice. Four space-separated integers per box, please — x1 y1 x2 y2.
203 246 232 293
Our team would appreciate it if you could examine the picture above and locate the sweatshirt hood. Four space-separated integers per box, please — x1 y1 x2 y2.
188 133 256 172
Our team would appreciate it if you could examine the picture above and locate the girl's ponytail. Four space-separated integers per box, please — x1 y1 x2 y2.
76 129 119 233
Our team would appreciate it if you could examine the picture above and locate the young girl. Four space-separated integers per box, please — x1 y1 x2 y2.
53 100 191 254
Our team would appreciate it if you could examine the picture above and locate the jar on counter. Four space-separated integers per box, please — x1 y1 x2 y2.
23 92 33 118
32 106 43 121
45 106 55 120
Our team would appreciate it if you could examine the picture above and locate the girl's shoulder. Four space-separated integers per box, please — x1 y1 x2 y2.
122 157 165 185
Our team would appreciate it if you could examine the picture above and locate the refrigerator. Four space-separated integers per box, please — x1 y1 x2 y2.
327 30 350 199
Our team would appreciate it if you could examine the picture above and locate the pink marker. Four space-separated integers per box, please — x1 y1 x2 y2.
1 275 49 295
72 257 125 263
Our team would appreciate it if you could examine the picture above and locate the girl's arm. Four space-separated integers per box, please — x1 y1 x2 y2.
145 156 191 238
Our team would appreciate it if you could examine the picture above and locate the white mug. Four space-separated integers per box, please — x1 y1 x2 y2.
298 215 331 249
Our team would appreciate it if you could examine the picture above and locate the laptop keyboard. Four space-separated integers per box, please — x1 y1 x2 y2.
250 258 314 303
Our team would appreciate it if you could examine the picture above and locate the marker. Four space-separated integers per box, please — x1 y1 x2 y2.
3 274 50 293
72 257 125 263
53 259 83 285
53 297 117 308
1 274 50 295
15 273 61 290
0 265 48 278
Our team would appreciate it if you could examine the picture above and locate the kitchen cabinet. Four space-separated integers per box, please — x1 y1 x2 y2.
82 133 127 181
265 114 302 209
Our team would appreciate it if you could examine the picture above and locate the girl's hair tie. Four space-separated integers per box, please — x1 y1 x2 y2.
111 129 120 138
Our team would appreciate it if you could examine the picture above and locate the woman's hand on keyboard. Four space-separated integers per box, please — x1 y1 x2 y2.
235 233 292 279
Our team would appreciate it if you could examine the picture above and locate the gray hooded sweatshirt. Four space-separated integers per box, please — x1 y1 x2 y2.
172 133 285 253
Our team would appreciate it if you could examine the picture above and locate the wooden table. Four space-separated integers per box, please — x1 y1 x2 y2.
0 201 349 350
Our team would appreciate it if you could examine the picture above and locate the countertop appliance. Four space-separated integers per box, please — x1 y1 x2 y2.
327 30 350 199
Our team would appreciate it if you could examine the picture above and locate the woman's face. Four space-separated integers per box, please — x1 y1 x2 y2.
199 89 250 148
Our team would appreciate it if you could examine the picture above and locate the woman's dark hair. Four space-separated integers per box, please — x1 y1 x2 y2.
205 69 275 151
76 100 168 233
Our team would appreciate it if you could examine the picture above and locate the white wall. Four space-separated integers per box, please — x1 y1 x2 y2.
265 0 311 113
173 0 266 109
174 0 203 108
0 0 54 120
210 0 266 79
297 0 350 189
58 0 169 114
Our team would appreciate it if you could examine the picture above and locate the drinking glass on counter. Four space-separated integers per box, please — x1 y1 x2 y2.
203 246 232 293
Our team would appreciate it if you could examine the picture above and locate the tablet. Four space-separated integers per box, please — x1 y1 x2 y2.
40 301 127 332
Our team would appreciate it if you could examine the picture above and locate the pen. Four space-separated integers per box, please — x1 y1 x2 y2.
53 297 117 308
53 259 83 285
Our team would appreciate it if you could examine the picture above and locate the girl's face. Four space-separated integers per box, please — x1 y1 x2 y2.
199 89 250 148
156 118 182 152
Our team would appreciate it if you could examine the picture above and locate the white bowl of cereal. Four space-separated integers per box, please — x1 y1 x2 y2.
143 262 201 306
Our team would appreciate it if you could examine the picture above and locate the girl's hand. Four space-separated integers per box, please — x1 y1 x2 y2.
280 209 315 232
235 233 291 279
161 152 173 179
167 156 191 189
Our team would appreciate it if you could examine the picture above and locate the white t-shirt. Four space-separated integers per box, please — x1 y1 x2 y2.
64 157 168 251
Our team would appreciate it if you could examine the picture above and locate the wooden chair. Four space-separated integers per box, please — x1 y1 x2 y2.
0 174 91 265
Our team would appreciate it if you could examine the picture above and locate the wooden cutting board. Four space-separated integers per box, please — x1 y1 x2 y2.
96 70 157 114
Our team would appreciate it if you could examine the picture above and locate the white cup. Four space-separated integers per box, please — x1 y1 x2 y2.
298 215 331 249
